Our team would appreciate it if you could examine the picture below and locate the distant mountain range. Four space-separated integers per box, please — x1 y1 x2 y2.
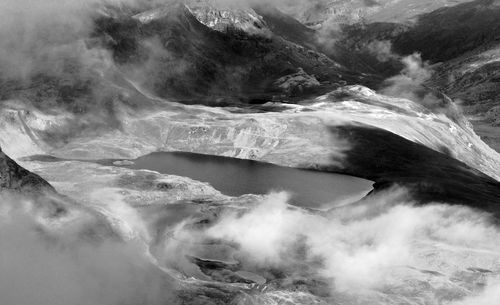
278 0 472 26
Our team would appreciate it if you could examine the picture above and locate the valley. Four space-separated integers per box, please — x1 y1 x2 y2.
2 0 500 304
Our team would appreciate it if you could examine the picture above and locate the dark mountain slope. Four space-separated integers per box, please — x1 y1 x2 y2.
333 22 408 79
333 0 500 77
322 125 500 217
392 0 500 62
94 3 351 104
0 147 55 194
252 4 317 49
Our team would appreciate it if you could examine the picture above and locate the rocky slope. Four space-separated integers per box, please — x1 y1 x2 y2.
278 0 472 27
329 0 500 152
0 146 54 193
92 2 351 104
431 42 500 150
186 0 268 34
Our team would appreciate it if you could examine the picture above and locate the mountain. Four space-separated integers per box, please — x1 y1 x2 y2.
391 0 500 62
3 1 500 304
92 2 354 105
328 0 500 153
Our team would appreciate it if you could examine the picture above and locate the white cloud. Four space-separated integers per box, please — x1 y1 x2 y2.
176 189 500 302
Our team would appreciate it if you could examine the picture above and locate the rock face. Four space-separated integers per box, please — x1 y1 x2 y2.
273 68 321 96
186 0 268 34
0 147 54 193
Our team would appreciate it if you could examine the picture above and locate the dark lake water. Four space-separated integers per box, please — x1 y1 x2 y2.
111 152 373 209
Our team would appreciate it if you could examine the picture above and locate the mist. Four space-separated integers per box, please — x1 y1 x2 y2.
0 0 497 304
5 181 499 304
0 0 102 80
378 51 471 128
382 53 432 99
0 194 175 305
168 189 500 303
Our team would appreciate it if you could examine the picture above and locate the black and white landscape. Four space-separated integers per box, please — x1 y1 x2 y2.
2 0 500 304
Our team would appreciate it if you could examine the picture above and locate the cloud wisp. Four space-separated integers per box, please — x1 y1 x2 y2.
169 189 500 303
0 193 175 305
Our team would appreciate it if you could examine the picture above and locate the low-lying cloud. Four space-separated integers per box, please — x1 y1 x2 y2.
382 52 432 99
380 51 469 126
170 189 500 303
